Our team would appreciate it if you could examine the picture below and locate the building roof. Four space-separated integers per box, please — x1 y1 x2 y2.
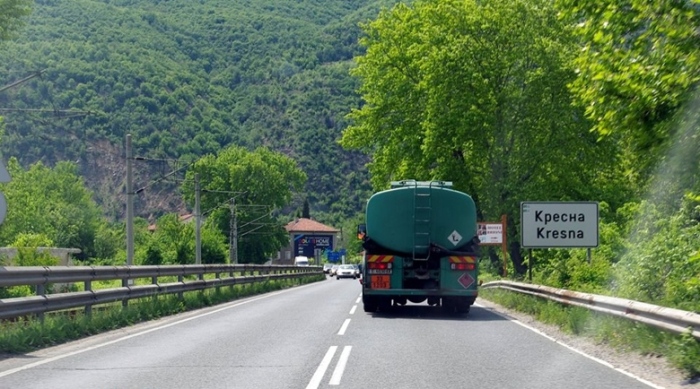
285 218 339 233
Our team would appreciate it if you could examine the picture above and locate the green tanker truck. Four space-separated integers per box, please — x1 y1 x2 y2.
359 180 480 314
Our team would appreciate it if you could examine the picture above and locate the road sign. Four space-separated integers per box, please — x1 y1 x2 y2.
521 201 599 248
327 251 341 262
477 222 503 245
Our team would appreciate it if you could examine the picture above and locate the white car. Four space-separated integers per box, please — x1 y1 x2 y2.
336 264 357 280
294 256 309 266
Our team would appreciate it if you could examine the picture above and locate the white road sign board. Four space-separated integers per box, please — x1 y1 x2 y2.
521 201 598 248
478 223 503 245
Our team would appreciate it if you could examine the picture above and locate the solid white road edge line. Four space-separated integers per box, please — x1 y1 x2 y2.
349 305 357 315
338 319 351 335
0 282 319 379
329 346 352 386
482 304 665 389
306 346 338 389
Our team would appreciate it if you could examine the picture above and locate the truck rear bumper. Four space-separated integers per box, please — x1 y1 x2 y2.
363 288 478 297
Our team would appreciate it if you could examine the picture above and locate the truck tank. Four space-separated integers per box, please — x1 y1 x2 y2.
361 180 479 314
365 180 477 258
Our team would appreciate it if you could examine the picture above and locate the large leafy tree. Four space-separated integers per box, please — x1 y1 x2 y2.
184 146 306 263
0 158 106 257
556 0 700 172
341 0 623 273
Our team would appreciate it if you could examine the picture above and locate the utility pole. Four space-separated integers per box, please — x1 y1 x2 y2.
195 173 202 265
229 198 238 264
125 134 134 267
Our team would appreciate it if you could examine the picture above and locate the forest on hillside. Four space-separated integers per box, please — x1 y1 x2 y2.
0 0 400 223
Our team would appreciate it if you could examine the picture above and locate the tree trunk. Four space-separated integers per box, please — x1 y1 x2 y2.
509 241 528 275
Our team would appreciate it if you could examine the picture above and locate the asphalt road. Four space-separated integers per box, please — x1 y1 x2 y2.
0 277 661 389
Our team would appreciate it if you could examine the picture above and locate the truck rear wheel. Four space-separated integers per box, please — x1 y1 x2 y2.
455 300 471 314
441 297 471 314
363 296 378 313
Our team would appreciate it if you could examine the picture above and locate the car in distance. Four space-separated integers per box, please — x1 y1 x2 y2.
336 264 357 280
294 256 310 266
330 265 339 276
323 263 334 274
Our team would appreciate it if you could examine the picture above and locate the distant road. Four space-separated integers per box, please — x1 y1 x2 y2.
0 277 659 389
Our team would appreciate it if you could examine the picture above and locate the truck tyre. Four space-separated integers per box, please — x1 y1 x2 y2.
363 296 378 313
456 300 471 314
442 297 456 313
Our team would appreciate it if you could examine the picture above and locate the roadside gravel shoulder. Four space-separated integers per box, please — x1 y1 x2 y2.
476 297 698 389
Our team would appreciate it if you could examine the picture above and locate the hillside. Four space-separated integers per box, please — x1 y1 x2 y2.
0 0 400 223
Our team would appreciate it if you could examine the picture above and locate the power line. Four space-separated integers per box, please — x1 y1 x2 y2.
202 189 246 195
134 161 194 194
132 156 183 163
0 70 46 93
0 108 92 118
202 199 235 216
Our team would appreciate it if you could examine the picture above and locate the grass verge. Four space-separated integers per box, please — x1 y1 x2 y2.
480 288 700 380
0 275 325 354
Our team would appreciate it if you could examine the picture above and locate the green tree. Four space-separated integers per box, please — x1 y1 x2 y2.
341 0 622 273
0 0 32 42
184 146 306 263
302 198 310 218
556 0 700 170
0 158 106 257
149 213 194 265
11 232 58 266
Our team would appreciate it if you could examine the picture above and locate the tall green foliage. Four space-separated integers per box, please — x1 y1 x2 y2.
613 195 700 312
184 146 306 263
341 0 623 272
556 0 700 174
0 0 32 41
0 158 106 257
0 0 389 220
138 213 227 265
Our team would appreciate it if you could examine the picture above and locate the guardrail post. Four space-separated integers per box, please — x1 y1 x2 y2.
85 280 92 318
36 284 45 323
121 278 129 307
178 275 184 300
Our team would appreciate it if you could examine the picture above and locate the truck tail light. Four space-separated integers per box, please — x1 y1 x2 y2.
368 262 392 270
451 263 475 271
448 256 476 271
367 255 393 275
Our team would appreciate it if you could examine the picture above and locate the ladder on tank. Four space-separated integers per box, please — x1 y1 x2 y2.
412 182 432 260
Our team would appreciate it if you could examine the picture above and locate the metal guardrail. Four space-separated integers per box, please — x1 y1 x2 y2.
0 264 322 320
481 280 700 340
